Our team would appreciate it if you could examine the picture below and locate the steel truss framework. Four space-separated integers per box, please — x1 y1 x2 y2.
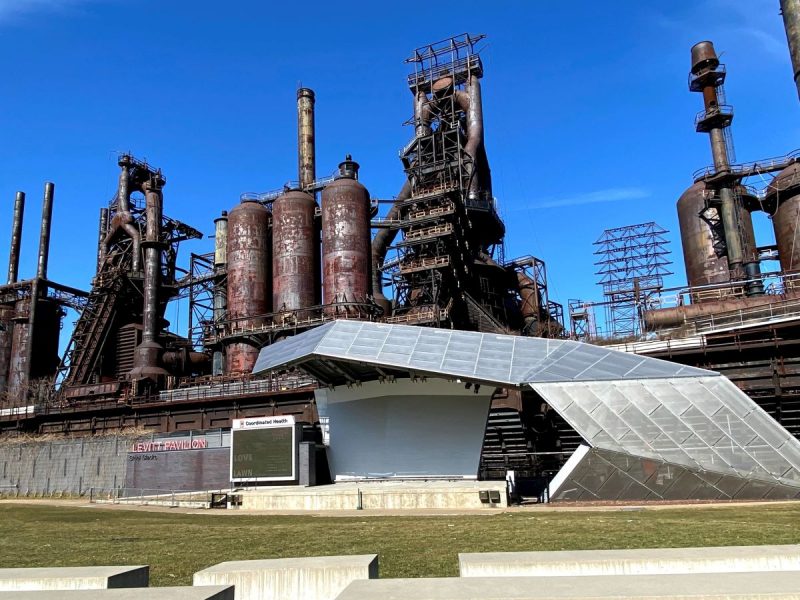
594 222 673 339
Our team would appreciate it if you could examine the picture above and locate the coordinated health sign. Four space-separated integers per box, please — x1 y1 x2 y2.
230 415 298 483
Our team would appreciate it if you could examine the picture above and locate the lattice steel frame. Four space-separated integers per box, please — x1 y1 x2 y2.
594 222 673 338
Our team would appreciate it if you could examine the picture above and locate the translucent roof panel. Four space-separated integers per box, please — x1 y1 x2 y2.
253 321 712 386
549 446 800 502
533 377 800 490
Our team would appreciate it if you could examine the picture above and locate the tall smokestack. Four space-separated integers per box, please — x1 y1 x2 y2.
297 88 316 190
689 41 763 295
37 182 54 280
782 0 800 102
7 191 25 284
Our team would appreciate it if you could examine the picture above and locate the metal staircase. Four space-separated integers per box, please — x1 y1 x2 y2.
56 251 132 388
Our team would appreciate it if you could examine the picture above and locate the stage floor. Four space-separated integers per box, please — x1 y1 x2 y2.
235 480 508 511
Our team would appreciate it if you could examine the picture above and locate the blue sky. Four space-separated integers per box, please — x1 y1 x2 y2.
0 0 797 339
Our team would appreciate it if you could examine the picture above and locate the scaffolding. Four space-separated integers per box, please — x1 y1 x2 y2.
594 222 672 339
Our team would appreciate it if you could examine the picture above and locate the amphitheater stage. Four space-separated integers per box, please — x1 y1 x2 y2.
234 480 508 511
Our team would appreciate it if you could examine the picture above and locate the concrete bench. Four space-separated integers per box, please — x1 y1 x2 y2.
335 571 800 600
193 555 378 600
458 545 800 577
0 586 233 599
0 566 149 591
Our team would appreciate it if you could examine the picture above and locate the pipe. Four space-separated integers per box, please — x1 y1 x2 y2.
214 210 228 269
414 90 433 138
643 291 799 330
7 191 25 284
371 180 412 316
465 75 484 201
97 208 108 275
102 159 142 272
782 0 800 102
36 182 54 280
130 175 168 380
213 211 228 376
516 271 540 330
297 88 316 190
142 178 162 344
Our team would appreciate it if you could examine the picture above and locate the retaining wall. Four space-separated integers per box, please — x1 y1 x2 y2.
0 436 133 496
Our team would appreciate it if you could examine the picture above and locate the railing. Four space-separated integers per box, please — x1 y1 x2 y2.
209 302 381 343
692 148 800 181
158 376 316 403
694 104 733 128
239 172 340 204
94 488 218 508
691 297 800 335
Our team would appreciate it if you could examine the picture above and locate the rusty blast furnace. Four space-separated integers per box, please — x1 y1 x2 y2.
0 35 562 444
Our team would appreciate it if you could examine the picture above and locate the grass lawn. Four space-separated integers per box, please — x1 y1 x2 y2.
0 503 799 586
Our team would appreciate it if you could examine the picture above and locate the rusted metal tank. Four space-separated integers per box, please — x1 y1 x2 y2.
516 271 541 330
272 190 318 316
225 199 271 374
322 156 371 314
0 304 14 399
765 163 800 282
677 182 731 290
7 298 61 406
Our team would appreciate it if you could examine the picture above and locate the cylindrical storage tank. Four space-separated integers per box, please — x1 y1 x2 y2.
225 199 271 374
272 190 318 318
766 163 800 288
30 298 62 381
677 182 731 295
0 304 14 399
322 156 371 315
7 300 31 406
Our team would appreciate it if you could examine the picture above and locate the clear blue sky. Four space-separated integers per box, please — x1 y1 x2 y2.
0 0 797 339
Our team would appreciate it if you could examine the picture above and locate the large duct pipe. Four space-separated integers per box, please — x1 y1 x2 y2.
414 90 433 138
212 211 228 376
97 208 108 274
36 182 54 281
371 180 412 316
644 292 799 330
7 191 25 285
130 175 168 381
465 75 484 201
297 88 316 190
782 0 800 102
102 159 142 273
516 271 540 332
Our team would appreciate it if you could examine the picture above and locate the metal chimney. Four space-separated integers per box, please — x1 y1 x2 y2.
7 191 25 284
782 0 800 102
297 88 316 190
37 182 54 280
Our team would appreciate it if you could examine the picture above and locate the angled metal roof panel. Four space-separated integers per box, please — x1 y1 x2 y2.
253 321 714 385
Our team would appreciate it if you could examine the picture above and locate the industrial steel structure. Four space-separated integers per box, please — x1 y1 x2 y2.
0 34 562 452
593 223 672 339
6 16 800 499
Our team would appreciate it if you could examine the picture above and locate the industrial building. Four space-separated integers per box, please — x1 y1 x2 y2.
4 10 800 504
